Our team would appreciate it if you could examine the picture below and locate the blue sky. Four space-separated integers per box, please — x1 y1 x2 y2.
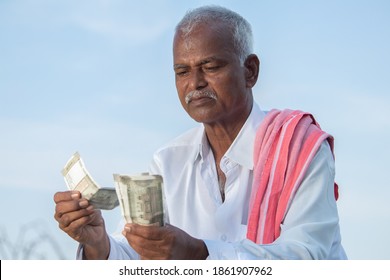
1 0 389 259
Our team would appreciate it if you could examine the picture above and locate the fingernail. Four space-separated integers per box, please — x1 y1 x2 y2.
71 193 79 200
79 200 88 208
124 226 131 233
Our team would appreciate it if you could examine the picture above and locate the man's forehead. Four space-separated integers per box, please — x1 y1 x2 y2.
173 39 233 65
173 56 221 69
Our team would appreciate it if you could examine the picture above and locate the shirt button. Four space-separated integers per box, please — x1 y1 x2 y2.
221 234 227 241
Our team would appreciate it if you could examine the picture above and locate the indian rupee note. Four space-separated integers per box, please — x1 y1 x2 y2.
62 152 119 210
114 173 164 226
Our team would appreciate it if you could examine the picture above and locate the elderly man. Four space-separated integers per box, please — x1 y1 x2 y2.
54 6 347 260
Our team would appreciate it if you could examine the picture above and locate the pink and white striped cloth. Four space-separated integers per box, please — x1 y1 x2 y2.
246 109 339 244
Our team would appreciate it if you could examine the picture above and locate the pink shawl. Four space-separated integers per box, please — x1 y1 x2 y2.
246 109 338 244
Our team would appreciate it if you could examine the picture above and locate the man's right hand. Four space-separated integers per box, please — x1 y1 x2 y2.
53 190 110 259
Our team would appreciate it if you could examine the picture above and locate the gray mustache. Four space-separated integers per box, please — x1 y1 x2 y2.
185 90 217 104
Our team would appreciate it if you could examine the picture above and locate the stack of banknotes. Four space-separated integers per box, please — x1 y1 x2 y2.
62 152 164 226
114 173 164 226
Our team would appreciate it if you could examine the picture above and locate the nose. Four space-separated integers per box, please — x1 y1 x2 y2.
189 68 207 91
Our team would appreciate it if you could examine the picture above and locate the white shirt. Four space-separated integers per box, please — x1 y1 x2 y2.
95 103 347 260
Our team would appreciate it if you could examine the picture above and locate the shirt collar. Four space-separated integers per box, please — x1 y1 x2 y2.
224 102 265 170
194 102 266 170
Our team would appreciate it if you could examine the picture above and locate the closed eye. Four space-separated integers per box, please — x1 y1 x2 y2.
174 64 190 77
203 65 221 72
175 70 189 77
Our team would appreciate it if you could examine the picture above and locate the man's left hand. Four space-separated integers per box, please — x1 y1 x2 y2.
122 223 209 260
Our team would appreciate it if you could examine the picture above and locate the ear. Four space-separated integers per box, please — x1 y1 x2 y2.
244 54 260 88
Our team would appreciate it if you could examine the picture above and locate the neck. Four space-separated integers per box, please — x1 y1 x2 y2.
203 98 253 202
204 114 249 203
204 122 241 158
204 106 251 161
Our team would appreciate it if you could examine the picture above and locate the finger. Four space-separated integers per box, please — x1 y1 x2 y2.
122 225 173 259
53 190 81 203
55 198 92 227
56 205 95 229
124 223 163 240
140 250 169 260
125 233 168 259
62 210 98 242
54 197 90 219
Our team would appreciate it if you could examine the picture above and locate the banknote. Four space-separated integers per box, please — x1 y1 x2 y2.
62 152 119 210
114 173 164 226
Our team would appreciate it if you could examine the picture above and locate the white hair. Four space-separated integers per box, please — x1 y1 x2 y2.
175 5 254 64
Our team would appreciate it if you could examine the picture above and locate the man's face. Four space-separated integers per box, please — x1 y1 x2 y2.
173 22 253 125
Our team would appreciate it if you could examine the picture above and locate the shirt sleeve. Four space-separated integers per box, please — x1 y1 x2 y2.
76 223 140 260
204 141 344 259
106 235 140 260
